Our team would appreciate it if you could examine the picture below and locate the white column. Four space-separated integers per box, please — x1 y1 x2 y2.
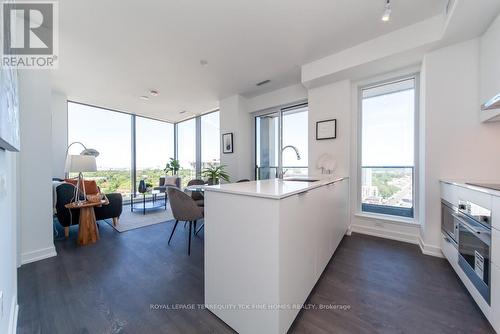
19 70 57 264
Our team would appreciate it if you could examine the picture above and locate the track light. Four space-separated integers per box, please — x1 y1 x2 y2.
382 0 391 22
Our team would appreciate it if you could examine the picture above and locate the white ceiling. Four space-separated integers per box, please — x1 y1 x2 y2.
52 0 446 122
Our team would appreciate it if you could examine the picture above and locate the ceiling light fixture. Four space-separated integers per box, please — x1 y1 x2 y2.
382 0 391 22
180 110 187 114
140 95 149 100
149 90 159 96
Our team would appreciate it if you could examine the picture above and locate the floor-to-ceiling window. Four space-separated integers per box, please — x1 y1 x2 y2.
67 102 133 199
255 103 308 180
136 116 174 191
176 118 196 186
68 102 177 201
69 102 220 194
360 76 417 218
201 111 221 169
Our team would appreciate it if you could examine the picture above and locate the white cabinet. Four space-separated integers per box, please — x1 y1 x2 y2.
480 13 500 122
491 263 500 332
205 179 350 334
440 233 458 269
440 182 458 205
492 228 500 267
457 186 492 210
492 197 500 231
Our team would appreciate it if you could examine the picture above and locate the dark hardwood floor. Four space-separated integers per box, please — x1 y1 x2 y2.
18 221 494 334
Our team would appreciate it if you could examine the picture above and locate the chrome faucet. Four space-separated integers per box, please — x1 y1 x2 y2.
282 145 301 160
278 145 301 179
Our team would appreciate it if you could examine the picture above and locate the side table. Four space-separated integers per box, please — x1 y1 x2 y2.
65 199 109 246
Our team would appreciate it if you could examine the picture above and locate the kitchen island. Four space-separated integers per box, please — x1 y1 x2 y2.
204 177 349 334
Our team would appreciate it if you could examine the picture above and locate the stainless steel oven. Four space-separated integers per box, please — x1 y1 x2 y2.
441 200 458 245
456 200 492 305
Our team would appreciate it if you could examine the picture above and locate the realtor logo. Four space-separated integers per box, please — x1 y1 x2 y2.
1 1 58 68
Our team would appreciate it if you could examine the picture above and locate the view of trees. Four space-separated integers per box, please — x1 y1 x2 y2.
371 170 402 199
79 166 200 198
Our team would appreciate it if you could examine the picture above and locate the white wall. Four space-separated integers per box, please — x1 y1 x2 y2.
219 95 253 181
51 92 68 178
420 38 500 249
0 149 19 334
19 70 57 265
307 80 351 177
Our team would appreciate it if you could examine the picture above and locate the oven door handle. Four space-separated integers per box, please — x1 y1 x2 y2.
452 213 483 235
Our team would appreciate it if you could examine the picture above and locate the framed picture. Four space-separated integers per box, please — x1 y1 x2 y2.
316 119 337 140
222 132 234 154
0 67 20 151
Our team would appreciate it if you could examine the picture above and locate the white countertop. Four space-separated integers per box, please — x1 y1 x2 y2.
441 180 500 197
204 176 348 199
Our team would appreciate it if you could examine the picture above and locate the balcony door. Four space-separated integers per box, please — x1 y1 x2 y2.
255 104 308 180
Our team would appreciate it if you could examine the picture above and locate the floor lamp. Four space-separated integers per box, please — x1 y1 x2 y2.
65 154 97 204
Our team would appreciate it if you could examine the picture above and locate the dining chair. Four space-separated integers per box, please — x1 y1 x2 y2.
187 179 205 207
167 187 204 255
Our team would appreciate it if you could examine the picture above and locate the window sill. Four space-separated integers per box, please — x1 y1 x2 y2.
354 212 420 227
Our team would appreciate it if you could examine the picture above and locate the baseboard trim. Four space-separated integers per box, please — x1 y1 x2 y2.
418 236 444 258
350 224 419 245
350 224 445 258
21 246 57 265
8 295 18 334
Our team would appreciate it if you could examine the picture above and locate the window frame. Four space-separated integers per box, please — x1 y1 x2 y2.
252 101 308 180
67 100 177 202
174 109 220 179
68 101 221 195
357 73 420 222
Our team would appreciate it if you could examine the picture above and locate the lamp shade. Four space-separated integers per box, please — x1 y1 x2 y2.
65 154 97 173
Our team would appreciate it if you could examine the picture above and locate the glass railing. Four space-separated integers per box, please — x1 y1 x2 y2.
361 166 414 218
255 166 309 180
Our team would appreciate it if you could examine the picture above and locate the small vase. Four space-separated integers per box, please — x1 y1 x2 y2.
138 180 147 193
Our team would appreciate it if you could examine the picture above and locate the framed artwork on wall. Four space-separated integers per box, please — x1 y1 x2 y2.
222 132 233 154
0 67 20 151
316 119 337 140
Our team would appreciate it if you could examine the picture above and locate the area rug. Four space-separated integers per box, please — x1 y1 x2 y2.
104 204 175 232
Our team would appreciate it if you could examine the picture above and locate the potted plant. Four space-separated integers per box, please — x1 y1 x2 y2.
202 164 230 185
164 158 180 175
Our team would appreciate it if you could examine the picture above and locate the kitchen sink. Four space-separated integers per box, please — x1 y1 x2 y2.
283 178 319 182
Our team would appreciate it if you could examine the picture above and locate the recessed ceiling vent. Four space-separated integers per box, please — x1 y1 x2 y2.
256 79 271 87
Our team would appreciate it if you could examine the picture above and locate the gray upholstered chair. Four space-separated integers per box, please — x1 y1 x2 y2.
154 176 181 193
187 179 205 207
167 187 204 255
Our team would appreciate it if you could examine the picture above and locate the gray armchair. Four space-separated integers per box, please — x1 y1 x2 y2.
167 187 204 255
154 176 181 193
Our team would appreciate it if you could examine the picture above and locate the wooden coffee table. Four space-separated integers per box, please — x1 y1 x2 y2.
65 199 109 246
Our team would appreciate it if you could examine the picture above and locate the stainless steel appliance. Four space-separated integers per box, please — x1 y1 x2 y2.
441 200 458 246
456 200 492 304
